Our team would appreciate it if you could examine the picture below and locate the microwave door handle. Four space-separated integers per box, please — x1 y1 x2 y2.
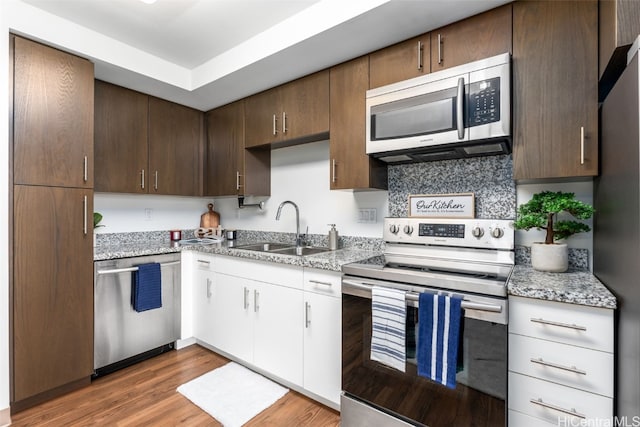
456 77 464 140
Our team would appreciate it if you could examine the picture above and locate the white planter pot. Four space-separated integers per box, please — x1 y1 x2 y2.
531 242 568 272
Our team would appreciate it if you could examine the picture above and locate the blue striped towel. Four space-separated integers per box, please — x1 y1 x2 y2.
370 286 407 372
132 263 162 312
417 292 463 389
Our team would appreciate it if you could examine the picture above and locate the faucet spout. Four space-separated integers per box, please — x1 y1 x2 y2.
275 200 301 246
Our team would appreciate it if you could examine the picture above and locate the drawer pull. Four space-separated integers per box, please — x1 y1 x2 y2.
530 357 587 375
530 317 587 331
197 259 211 266
529 398 586 419
309 279 332 287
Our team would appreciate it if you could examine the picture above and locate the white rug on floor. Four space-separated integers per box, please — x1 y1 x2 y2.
177 361 289 427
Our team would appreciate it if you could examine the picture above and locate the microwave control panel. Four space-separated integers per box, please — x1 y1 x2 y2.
467 77 500 127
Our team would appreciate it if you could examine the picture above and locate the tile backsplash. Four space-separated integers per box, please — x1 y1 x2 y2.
388 154 516 219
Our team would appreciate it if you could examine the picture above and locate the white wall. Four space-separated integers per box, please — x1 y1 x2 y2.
0 0 11 423
96 141 389 238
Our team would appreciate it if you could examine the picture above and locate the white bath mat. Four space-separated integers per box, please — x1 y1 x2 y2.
177 361 289 426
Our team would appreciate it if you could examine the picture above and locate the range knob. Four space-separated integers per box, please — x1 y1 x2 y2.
491 227 504 238
471 226 484 238
389 224 400 234
403 225 414 235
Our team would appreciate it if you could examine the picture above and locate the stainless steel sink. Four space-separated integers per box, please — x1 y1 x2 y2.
235 242 331 256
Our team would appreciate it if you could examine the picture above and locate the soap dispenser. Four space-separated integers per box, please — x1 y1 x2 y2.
328 224 339 250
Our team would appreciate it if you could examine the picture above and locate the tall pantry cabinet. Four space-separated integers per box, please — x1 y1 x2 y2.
10 35 94 412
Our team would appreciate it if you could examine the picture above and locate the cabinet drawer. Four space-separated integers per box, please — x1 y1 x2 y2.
303 268 341 297
509 296 613 352
216 255 303 289
509 334 613 397
509 372 613 425
509 409 556 427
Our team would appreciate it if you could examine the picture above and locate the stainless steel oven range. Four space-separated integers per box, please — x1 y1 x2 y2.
341 217 514 427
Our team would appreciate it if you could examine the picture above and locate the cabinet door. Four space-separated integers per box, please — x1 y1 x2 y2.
329 56 387 190
211 273 254 363
245 88 281 147
280 70 330 141
193 259 216 345
369 34 431 88
205 101 244 196
94 80 148 193
599 0 640 80
430 4 512 72
148 97 204 196
304 292 341 405
13 185 93 402
253 281 304 385
13 36 94 189
512 0 598 180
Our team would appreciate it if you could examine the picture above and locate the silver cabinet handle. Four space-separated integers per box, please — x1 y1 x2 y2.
254 289 260 312
236 171 243 190
243 287 249 310
197 259 211 266
154 171 158 191
417 40 423 71
309 279 332 287
530 317 587 331
83 195 88 235
331 159 337 183
206 278 212 298
530 357 587 375
456 77 464 140
83 155 88 183
305 301 311 328
141 169 145 190
580 126 585 165
437 33 443 64
529 398 586 419
282 111 287 134
272 114 277 136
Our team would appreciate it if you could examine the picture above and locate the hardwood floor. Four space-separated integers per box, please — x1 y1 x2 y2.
10 345 341 426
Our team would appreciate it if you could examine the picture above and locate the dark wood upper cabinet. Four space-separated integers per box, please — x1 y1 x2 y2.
599 0 640 100
369 33 431 89
329 56 387 191
149 97 204 196
430 4 512 73
245 71 329 148
512 0 598 180
13 36 94 189
94 80 148 193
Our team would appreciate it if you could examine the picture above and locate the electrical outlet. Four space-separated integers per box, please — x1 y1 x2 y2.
144 208 153 221
358 208 377 224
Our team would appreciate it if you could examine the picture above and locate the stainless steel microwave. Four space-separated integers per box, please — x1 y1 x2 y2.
366 53 511 163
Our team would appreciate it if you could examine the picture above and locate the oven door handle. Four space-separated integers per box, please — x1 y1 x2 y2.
342 279 503 314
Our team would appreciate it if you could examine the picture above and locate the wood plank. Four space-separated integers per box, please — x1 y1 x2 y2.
10 345 340 426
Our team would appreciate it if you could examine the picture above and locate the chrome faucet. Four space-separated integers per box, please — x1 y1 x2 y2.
276 200 302 247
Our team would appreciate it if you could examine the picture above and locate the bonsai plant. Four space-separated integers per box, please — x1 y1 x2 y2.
514 191 594 272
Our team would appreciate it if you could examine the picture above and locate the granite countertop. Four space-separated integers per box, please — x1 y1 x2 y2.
508 264 617 309
94 238 379 272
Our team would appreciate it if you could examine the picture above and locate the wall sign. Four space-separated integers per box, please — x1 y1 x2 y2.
408 193 475 218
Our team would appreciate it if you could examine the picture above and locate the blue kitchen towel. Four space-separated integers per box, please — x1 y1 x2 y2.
132 263 162 312
417 292 463 388
370 286 407 372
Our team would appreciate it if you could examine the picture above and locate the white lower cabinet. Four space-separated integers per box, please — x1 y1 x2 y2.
303 269 342 406
193 255 216 345
508 296 614 426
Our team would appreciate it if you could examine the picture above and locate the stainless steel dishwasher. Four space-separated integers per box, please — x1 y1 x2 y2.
93 253 181 376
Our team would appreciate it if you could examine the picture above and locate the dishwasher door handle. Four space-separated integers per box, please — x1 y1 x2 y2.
97 260 181 275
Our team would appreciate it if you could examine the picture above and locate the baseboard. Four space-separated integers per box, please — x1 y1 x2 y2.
176 337 196 350
0 407 10 427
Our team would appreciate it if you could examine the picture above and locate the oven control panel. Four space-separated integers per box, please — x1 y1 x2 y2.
384 217 514 250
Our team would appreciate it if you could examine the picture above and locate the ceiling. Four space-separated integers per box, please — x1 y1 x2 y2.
15 0 510 111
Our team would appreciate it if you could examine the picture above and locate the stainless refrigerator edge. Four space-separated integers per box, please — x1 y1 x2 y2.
594 37 640 418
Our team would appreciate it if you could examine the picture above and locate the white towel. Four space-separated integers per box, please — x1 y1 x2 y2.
370 286 407 372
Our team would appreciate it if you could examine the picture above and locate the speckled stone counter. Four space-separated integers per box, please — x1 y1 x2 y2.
508 265 617 309
94 237 380 272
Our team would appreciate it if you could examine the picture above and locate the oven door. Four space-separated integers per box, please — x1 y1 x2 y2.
341 278 507 427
